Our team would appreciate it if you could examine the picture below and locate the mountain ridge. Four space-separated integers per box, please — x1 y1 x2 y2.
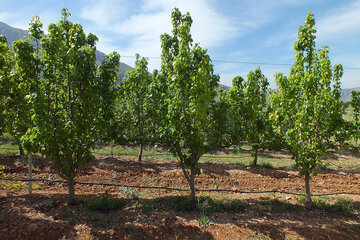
0 21 132 80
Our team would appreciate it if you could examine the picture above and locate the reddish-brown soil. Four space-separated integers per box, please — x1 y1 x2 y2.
1 154 360 239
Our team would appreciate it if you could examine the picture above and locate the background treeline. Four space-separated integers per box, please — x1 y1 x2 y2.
1 8 359 209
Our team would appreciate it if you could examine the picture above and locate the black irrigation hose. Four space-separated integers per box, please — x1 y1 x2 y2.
2 177 360 197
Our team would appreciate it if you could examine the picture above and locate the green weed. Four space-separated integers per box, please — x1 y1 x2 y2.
5 181 26 190
198 213 213 226
121 187 141 199
87 192 126 212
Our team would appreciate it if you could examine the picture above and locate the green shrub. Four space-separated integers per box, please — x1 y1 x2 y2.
87 192 126 212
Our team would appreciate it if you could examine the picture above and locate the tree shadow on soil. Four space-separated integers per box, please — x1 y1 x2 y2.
86 156 179 175
0 155 54 174
1 193 215 240
233 197 360 240
3 192 360 240
1 194 79 240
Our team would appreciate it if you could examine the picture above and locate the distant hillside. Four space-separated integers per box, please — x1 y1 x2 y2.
0 22 29 45
0 21 132 80
340 87 360 102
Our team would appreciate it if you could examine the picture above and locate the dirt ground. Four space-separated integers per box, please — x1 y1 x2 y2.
1 154 360 240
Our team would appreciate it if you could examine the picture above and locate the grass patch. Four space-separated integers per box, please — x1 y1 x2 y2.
138 195 247 214
199 196 247 214
121 187 142 199
258 197 304 212
60 207 79 225
140 178 158 186
92 145 178 160
0 144 18 155
246 233 274 240
234 161 246 167
87 192 127 212
296 196 355 214
313 197 355 214
5 181 26 190
259 162 274 169
32 184 42 190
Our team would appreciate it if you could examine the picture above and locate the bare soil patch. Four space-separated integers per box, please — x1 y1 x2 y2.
1 154 360 239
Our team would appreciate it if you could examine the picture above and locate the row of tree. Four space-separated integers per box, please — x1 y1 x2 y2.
0 8 359 209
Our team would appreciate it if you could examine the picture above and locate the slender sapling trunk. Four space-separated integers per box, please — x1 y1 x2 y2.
138 143 143 162
19 145 25 162
304 172 312 208
252 147 258 166
189 165 197 210
110 141 114 157
28 153 32 194
68 177 76 205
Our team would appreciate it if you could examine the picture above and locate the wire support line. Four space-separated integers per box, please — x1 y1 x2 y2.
2 178 360 197
119 55 360 70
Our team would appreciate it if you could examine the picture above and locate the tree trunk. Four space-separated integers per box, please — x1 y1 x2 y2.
189 166 197 210
19 145 25 162
252 147 258 166
68 177 76 205
28 153 32 194
110 141 114 157
138 143 143 162
304 172 312 209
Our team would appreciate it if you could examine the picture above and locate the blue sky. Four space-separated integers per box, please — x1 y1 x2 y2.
1 0 359 88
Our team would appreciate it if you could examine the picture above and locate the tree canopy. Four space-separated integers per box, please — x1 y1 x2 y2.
21 9 120 204
155 8 220 209
269 11 343 206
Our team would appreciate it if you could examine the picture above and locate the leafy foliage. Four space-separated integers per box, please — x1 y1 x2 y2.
117 54 152 161
21 9 120 203
154 8 220 209
350 90 360 148
269 11 343 206
229 68 270 165
0 35 13 136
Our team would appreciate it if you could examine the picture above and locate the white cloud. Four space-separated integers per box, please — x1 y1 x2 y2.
317 0 360 41
80 0 241 57
80 0 130 26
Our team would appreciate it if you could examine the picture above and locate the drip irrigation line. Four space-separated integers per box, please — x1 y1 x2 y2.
2 178 360 197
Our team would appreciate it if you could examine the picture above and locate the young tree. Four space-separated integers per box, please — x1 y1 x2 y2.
0 35 13 136
118 54 152 161
269 11 343 207
350 90 360 147
4 38 40 161
208 87 231 148
229 68 269 165
22 9 120 204
156 8 219 209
